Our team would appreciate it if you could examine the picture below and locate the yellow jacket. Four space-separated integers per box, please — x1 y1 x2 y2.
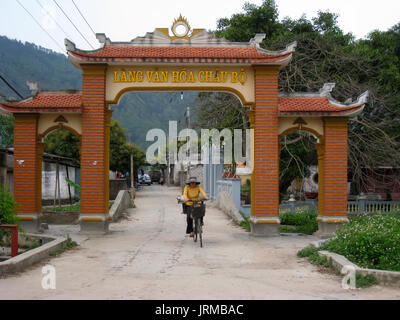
183 185 207 202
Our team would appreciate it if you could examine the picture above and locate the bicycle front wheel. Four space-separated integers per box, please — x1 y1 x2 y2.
199 223 203 248
194 218 198 242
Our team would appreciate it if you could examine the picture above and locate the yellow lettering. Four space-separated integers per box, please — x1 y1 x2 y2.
205 71 213 82
128 71 136 82
220 71 228 83
161 71 169 82
179 70 187 82
214 71 220 83
231 72 238 83
152 72 160 82
238 68 247 85
114 71 120 82
198 71 205 82
188 71 195 83
120 71 127 82
146 71 154 82
172 71 179 83
137 71 143 82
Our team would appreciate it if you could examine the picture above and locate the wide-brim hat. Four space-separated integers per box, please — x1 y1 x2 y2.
186 177 200 185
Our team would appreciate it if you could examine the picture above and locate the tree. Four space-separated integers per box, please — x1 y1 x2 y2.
109 119 145 172
44 129 80 159
211 2 400 197
0 114 14 147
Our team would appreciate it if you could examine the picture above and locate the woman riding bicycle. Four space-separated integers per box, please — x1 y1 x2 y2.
183 177 209 238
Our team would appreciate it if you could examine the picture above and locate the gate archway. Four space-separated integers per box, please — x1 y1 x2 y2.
0 17 368 237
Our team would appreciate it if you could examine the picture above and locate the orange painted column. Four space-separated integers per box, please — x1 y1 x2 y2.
13 114 42 231
247 109 255 217
249 66 280 236
315 142 324 216
316 117 349 238
79 64 110 233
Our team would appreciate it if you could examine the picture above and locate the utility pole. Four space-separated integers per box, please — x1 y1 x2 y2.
185 106 191 178
130 153 134 189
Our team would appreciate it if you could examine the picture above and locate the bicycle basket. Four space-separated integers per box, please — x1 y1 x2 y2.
190 202 205 218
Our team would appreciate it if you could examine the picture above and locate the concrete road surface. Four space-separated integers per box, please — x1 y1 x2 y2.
0 185 399 299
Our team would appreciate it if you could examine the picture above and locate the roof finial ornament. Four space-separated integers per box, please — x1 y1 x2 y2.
250 34 266 46
319 83 336 96
26 80 40 96
64 38 76 51
171 14 191 38
355 91 369 105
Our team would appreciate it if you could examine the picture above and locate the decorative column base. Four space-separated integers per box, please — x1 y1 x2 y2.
249 216 280 237
79 214 111 234
315 216 349 239
17 213 43 233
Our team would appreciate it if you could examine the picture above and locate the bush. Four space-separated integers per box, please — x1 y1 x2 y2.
0 185 20 242
0 185 19 225
280 208 318 235
321 213 400 271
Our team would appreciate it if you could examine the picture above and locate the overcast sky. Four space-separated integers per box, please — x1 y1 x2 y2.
0 0 399 54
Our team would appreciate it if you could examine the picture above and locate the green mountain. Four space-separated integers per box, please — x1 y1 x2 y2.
0 36 81 97
112 91 198 150
0 36 198 149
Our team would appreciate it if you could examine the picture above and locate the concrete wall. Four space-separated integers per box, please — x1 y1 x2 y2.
109 190 133 222
109 179 128 200
41 162 76 201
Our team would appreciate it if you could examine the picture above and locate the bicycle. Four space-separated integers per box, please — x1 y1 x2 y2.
186 200 206 248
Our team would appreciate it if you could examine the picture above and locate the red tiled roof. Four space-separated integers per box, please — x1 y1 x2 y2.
0 93 82 113
278 97 364 115
69 46 291 64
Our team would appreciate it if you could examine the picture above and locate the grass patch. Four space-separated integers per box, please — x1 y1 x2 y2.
46 200 114 213
320 213 400 272
354 273 380 288
49 202 81 212
240 219 251 232
279 209 318 235
298 246 379 288
297 246 332 268
238 211 251 232
50 236 78 256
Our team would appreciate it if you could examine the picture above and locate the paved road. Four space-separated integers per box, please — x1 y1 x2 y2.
1 185 399 299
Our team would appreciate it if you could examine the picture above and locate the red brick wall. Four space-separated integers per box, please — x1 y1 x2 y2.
80 65 108 215
323 118 348 216
13 114 40 214
254 66 280 217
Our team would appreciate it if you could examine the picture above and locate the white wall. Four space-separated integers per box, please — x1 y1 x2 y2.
42 162 76 200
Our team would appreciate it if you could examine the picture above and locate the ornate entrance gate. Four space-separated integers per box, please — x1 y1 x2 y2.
0 17 368 237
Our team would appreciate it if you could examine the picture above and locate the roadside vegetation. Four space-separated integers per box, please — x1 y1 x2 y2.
0 185 21 244
297 211 400 287
320 212 400 272
49 236 78 257
297 245 380 288
279 208 318 235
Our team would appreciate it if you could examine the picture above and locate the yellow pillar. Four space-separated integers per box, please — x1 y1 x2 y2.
316 142 324 216
36 141 45 215
104 109 113 214
247 109 255 217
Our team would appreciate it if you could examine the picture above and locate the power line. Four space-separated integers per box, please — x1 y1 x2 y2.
71 0 96 37
52 0 94 49
35 0 73 40
0 74 24 99
15 0 65 52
